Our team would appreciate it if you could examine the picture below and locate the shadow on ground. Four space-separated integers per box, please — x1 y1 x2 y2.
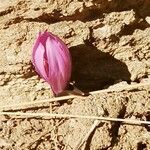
69 43 131 92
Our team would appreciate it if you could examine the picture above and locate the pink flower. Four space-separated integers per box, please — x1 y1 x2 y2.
32 31 72 95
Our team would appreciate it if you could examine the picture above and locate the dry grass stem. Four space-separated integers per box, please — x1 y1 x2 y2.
74 120 100 150
0 95 78 111
0 112 150 125
0 82 149 111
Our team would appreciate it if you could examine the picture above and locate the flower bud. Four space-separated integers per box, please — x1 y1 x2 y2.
32 31 72 95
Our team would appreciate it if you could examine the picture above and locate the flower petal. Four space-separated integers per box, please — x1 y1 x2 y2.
32 31 72 95
32 42 48 81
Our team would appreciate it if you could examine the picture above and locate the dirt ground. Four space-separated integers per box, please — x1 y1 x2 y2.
0 0 150 149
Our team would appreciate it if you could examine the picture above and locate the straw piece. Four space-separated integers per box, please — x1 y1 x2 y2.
0 95 77 111
74 120 100 150
0 82 149 111
91 82 150 94
0 112 150 125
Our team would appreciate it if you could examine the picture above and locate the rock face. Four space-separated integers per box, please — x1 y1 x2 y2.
0 0 150 150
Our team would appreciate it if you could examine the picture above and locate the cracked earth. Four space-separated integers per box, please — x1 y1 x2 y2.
0 0 150 149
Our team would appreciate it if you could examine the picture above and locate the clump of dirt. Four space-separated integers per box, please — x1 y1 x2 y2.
0 0 150 149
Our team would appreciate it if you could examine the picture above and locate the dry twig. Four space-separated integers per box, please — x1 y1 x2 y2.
0 82 149 111
0 112 149 125
74 120 100 150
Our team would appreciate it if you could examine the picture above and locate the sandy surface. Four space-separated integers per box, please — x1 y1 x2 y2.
0 0 150 149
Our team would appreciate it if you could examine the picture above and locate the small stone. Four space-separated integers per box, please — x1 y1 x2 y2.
145 17 150 24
